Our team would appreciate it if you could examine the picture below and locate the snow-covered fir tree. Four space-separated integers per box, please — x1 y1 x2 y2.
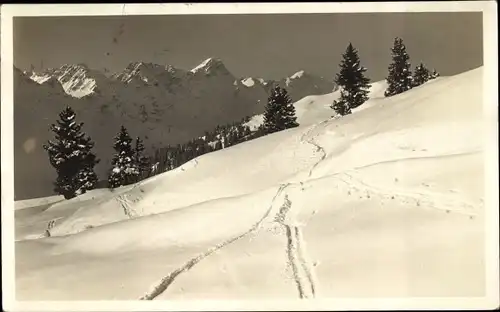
429 68 440 80
385 37 414 97
133 137 151 181
331 90 353 116
412 62 431 87
108 126 139 188
334 42 371 110
43 106 99 199
261 85 299 134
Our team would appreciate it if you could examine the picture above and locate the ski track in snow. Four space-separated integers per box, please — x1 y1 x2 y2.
335 171 480 216
113 180 148 220
294 226 318 297
298 119 481 217
139 183 291 300
299 120 329 178
126 121 476 299
17 69 486 300
277 198 317 299
285 225 306 298
306 136 327 178
116 194 138 219
140 119 480 300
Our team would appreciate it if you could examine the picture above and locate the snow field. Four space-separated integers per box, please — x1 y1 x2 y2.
14 66 486 300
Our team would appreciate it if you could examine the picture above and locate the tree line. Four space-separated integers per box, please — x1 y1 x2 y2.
149 117 255 174
332 37 439 116
148 85 299 176
43 36 438 200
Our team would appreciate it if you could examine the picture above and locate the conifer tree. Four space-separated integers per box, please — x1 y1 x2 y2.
43 106 99 199
334 42 371 109
108 126 138 188
429 68 440 80
412 62 431 87
331 90 353 116
385 37 413 97
133 137 150 182
262 85 299 134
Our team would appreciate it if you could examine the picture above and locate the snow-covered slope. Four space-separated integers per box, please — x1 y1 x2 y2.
244 79 390 130
15 67 486 301
14 194 64 211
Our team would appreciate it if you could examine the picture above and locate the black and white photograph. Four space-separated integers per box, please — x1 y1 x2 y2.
1 2 498 310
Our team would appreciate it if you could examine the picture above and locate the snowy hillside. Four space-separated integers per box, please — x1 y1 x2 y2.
244 79 389 129
15 67 485 300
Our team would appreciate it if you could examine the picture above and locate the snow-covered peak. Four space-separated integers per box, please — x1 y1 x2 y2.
241 77 255 87
190 58 228 75
30 72 51 84
113 62 184 85
190 58 215 73
285 70 309 86
113 62 146 83
54 64 96 98
60 63 89 72
29 64 97 98
290 70 306 79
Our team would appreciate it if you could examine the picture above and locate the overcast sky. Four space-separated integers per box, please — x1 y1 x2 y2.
13 12 483 81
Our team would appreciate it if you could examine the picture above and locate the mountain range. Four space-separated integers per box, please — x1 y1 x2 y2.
14 58 336 200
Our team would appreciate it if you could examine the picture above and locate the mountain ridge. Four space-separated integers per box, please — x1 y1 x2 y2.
26 58 337 100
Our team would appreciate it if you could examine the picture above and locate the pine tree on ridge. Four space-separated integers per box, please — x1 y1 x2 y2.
429 68 440 80
334 42 371 109
385 37 413 97
261 85 299 134
412 62 431 87
331 42 371 116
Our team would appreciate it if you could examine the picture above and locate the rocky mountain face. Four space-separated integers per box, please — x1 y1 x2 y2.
27 64 108 98
15 58 335 200
237 70 337 108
